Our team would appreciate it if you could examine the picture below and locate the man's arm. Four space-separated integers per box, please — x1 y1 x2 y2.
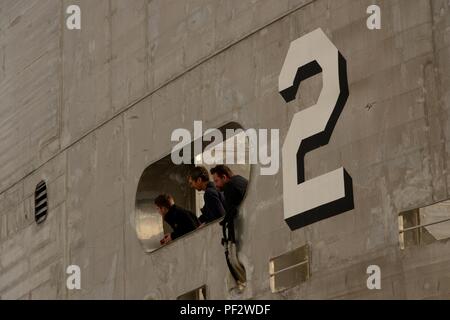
170 230 180 240
222 185 241 223
172 209 198 238
199 190 226 223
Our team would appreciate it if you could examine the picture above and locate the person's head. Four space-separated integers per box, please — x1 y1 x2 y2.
210 165 233 190
154 194 174 216
188 166 210 191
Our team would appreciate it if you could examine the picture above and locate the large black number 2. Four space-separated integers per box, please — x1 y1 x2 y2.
278 28 354 230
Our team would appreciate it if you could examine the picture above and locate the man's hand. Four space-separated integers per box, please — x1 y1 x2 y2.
198 223 206 228
164 234 172 243
160 233 172 245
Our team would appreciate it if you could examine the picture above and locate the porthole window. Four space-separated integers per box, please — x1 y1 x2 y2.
34 180 48 224
134 122 251 253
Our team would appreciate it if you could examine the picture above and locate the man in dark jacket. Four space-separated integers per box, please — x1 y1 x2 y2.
188 166 226 226
210 165 248 224
154 194 199 244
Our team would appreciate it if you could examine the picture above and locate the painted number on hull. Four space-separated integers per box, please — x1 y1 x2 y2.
278 28 354 230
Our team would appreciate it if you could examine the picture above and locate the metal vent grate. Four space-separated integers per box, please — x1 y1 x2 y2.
35 180 48 224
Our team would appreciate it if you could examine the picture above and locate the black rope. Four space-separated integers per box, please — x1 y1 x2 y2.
221 218 240 282
224 245 241 282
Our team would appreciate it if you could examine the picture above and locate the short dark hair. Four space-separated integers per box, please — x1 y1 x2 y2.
189 166 209 182
154 194 173 209
210 165 233 178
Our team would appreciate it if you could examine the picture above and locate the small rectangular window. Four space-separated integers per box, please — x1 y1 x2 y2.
177 285 207 300
399 200 450 249
269 245 310 293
